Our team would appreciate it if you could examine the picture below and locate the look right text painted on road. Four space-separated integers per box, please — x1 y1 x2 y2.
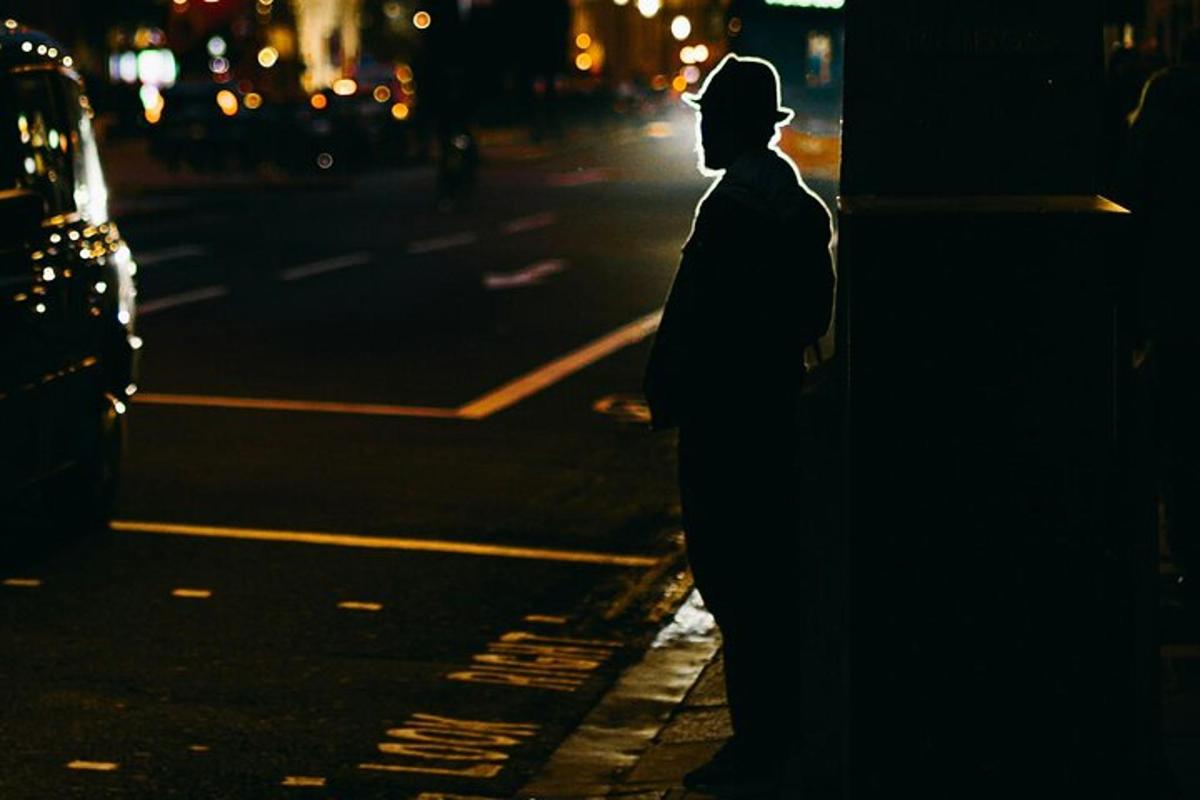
446 630 621 692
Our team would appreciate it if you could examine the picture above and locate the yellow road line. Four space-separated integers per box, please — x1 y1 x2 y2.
457 309 663 420
338 601 383 611
134 393 460 419
111 521 661 568
66 761 119 771
132 309 663 421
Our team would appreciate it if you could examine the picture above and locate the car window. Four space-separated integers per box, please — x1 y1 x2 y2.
9 70 76 216
59 77 108 223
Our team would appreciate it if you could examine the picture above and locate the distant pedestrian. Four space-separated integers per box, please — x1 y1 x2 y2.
644 54 835 795
1126 28 1200 612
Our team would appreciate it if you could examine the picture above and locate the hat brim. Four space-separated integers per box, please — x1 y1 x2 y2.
682 92 795 124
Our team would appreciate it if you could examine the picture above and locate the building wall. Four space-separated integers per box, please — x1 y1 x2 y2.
1146 0 1200 59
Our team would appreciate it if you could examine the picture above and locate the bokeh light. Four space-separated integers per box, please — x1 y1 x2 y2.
670 16 691 41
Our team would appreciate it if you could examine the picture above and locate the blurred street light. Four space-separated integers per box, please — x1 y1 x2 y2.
258 46 279 67
637 0 661 19
576 33 591 49
216 89 239 116
413 10 431 29
670 15 691 41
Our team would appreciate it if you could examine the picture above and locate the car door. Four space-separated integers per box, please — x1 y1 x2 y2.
0 66 95 493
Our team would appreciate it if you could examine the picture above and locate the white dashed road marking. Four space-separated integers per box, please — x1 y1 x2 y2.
138 285 230 316
278 252 373 282
135 244 208 267
483 259 567 290
500 211 557 235
406 231 478 255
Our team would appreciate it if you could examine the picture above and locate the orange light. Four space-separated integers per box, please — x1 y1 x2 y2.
373 85 392 103
671 75 688 92
413 10 431 29
216 89 239 116
395 64 414 82
244 92 263 109
575 33 592 49
391 102 410 120
310 93 328 110
575 52 593 71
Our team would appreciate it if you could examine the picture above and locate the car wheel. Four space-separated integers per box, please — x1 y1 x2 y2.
52 396 123 537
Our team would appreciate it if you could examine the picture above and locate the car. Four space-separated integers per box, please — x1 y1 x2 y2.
0 25 138 533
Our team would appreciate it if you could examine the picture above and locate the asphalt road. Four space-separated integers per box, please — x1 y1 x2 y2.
1 112 837 799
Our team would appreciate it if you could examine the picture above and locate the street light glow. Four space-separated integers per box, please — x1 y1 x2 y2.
258 46 279 68
333 78 357 96
637 0 661 19
413 10 431 29
216 89 239 116
576 33 592 50
693 44 710 63
575 52 594 71
670 15 691 41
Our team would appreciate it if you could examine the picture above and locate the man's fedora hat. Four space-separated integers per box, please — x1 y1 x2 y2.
682 54 795 124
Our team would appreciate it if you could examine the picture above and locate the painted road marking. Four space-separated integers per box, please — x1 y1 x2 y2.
457 309 662 420
132 309 662 420
447 631 621 692
188 745 210 753
134 393 460 419
643 121 675 139
281 776 327 787
172 588 212 599
66 761 119 771
407 231 478 255
278 252 373 282
523 614 567 625
138 285 229 316
483 259 567 290
135 244 208 267
361 714 539 780
112 521 662 568
546 168 610 187
3 578 41 588
592 393 651 424
500 211 557 235
339 601 383 612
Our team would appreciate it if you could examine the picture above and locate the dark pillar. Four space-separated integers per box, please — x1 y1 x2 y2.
835 2 1153 796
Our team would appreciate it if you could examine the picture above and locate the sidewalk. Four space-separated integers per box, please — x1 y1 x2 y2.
519 590 736 799
520 580 1200 800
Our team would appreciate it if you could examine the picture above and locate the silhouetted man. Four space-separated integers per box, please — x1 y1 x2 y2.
1127 29 1200 614
644 54 835 793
